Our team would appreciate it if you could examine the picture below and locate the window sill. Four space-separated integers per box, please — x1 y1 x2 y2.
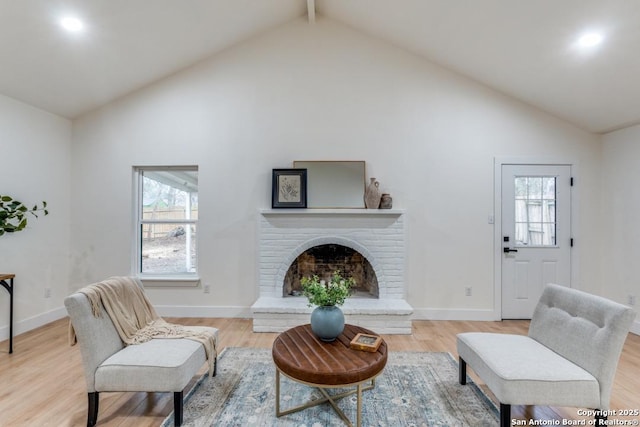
139 275 200 288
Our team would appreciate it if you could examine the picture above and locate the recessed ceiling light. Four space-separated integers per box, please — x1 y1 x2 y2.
60 16 84 32
577 32 603 48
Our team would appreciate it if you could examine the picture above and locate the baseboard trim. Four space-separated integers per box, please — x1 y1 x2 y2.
154 305 252 318
411 308 499 321
412 309 639 336
2 306 636 338
0 306 67 341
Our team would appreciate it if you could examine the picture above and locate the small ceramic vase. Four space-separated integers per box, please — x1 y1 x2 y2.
310 305 345 342
364 178 382 209
379 193 393 209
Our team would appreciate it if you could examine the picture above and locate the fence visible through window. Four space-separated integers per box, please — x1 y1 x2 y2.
514 176 556 246
136 167 198 276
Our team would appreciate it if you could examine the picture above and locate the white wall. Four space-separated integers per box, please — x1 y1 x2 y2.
0 94 71 340
602 124 640 332
70 17 602 319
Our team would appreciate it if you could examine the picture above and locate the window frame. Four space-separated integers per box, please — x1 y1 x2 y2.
133 165 200 286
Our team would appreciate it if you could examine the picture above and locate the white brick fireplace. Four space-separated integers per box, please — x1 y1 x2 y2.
251 209 413 334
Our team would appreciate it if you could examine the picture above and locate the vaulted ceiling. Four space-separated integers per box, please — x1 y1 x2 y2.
1 0 639 134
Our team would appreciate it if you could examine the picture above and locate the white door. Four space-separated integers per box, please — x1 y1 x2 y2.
501 164 572 319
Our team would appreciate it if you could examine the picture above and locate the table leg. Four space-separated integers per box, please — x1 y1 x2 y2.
357 383 362 427
9 278 12 354
275 369 281 416
275 376 377 426
318 388 351 426
1 278 12 354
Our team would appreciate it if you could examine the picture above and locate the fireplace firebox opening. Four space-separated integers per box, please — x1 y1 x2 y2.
283 244 378 298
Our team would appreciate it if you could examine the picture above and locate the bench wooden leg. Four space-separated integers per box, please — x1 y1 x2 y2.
459 357 506 426
500 403 511 427
87 392 99 427
174 391 184 426
459 357 467 385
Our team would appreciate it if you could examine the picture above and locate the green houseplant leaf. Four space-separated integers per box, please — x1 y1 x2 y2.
0 195 49 236
301 271 355 307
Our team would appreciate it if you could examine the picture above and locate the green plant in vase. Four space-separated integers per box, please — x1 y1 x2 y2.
301 271 355 307
301 271 355 342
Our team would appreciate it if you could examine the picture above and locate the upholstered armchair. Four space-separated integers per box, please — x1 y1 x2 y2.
65 278 218 426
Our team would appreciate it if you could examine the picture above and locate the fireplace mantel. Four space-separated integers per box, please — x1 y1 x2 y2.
259 208 404 216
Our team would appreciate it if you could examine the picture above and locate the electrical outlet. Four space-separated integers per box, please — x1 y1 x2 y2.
44 288 51 298
465 287 472 297
203 284 211 294
627 295 636 306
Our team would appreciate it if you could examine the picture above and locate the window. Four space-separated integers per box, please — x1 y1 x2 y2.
514 176 556 246
135 166 198 279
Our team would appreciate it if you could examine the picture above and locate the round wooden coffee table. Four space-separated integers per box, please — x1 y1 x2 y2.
272 323 387 427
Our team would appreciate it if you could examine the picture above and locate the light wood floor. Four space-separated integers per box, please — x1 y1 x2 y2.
1 318 639 426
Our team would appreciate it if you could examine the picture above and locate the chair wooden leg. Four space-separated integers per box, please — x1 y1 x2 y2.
213 356 217 377
174 391 184 426
459 357 467 385
87 392 99 427
500 403 511 427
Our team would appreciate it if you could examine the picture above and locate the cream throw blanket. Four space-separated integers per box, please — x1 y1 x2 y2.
71 276 217 377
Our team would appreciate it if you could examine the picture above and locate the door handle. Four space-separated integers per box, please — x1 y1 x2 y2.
503 247 518 253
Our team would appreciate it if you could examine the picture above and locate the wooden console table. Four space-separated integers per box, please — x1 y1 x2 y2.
0 274 14 354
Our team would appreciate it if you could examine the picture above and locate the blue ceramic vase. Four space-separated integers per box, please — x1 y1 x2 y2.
310 305 345 342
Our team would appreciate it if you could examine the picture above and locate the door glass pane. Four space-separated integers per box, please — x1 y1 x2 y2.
528 178 542 198
548 202 556 223
514 176 557 246
543 177 555 199
515 177 527 197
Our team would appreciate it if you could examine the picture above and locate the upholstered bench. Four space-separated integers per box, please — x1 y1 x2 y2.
65 283 218 427
457 283 635 427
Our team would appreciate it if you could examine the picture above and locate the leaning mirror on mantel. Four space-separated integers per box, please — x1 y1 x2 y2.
293 161 366 208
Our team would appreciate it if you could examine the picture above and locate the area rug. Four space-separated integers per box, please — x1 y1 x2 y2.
161 347 498 427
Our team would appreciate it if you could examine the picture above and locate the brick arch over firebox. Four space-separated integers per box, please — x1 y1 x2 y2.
274 235 385 297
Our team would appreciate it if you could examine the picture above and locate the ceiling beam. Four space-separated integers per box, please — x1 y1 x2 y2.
307 0 315 23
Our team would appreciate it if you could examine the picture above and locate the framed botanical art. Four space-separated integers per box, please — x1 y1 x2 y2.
272 169 307 208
